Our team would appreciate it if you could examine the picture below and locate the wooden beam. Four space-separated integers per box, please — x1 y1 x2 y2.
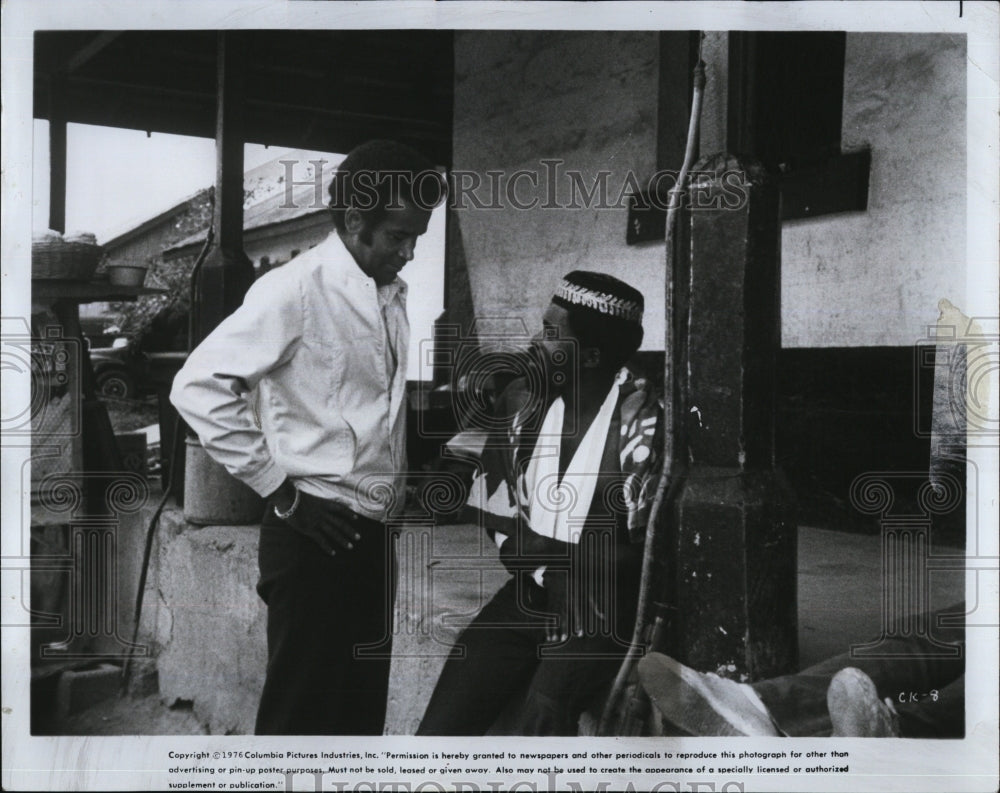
64 31 121 74
50 73 448 132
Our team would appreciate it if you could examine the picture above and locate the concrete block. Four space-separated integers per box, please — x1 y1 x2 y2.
154 523 266 735
125 657 159 698
56 663 121 719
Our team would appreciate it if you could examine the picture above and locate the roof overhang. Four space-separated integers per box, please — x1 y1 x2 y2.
34 30 453 165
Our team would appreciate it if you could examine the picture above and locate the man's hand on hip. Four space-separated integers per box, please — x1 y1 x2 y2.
270 479 363 556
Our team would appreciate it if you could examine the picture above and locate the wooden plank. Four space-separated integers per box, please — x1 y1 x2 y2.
32 280 167 303
779 148 871 220
626 148 872 244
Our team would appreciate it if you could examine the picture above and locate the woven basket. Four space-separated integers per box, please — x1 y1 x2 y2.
32 241 102 281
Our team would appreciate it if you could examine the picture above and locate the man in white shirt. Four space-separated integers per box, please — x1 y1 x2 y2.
170 140 441 734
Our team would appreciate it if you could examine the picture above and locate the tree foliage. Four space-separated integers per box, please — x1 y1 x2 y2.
108 187 214 349
107 180 282 351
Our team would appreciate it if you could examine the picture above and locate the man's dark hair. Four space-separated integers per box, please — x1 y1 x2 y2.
328 140 444 235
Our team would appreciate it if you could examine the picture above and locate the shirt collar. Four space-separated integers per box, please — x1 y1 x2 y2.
325 231 408 298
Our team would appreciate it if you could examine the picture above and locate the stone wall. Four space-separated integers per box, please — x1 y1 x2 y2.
131 507 266 735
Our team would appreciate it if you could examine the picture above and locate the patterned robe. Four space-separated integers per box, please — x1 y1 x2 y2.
464 367 663 555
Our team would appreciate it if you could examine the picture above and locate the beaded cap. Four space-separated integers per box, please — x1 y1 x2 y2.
552 271 644 325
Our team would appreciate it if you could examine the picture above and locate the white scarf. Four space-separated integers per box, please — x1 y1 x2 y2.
522 371 625 545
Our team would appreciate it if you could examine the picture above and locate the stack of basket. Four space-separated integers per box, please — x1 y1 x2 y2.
32 230 102 281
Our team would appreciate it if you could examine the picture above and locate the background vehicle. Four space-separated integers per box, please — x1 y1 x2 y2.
88 337 148 400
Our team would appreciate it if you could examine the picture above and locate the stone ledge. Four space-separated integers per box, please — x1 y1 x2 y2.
150 511 266 735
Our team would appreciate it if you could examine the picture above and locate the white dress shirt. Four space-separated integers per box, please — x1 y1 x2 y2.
170 231 409 520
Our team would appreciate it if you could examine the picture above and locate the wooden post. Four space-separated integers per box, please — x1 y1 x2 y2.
667 153 798 681
185 31 262 526
48 80 67 234
191 31 255 346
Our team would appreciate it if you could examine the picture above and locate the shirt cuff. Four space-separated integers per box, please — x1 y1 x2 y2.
243 459 286 498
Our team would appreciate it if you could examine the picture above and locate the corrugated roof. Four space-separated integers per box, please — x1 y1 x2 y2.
101 190 204 250
164 176 331 255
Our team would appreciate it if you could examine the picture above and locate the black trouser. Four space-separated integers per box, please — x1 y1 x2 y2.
753 602 966 738
417 575 635 736
254 499 397 735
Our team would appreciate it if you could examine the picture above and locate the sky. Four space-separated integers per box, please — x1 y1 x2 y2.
33 121 305 241
32 122 446 379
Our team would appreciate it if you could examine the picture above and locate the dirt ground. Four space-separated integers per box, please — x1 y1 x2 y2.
46 525 966 737
55 692 208 736
104 395 159 433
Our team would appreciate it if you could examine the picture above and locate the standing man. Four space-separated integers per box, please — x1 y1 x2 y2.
170 140 442 735
418 271 662 735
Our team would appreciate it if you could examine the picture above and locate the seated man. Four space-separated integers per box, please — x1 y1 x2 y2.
639 603 966 738
417 271 661 736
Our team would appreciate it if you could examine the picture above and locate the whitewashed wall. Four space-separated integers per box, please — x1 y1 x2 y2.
452 31 667 350
782 33 966 348
453 32 966 352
